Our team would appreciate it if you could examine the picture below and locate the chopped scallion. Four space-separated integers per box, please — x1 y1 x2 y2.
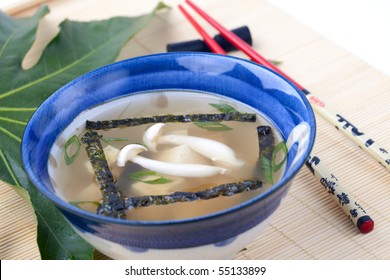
193 121 233 131
102 137 130 143
70 201 100 208
129 170 173 185
209 103 239 114
271 141 288 172
64 135 81 165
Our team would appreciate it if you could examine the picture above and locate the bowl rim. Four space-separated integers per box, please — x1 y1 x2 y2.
22 52 316 226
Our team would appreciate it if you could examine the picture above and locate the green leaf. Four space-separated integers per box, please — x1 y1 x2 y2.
271 141 288 172
209 103 239 114
260 155 274 185
194 121 233 131
0 3 167 259
129 170 173 185
200 103 238 131
64 135 81 165
70 201 100 208
102 137 130 143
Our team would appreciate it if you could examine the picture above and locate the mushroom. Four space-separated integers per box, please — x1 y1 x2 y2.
117 144 228 177
143 123 245 168
143 123 165 152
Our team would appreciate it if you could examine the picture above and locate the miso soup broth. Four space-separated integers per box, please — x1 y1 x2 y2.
48 90 286 220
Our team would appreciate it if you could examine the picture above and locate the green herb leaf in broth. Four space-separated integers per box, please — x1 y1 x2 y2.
70 201 100 208
260 155 274 185
209 103 239 114
271 141 288 172
129 170 173 185
200 103 239 131
193 121 233 131
102 137 130 143
64 135 81 165
257 126 288 184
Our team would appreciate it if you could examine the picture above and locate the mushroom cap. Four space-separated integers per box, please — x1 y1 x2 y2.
143 123 166 152
117 144 147 167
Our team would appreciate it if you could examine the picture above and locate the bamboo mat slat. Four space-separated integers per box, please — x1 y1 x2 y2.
1 0 389 260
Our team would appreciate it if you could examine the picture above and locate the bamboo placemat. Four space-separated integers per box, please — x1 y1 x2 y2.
1 0 389 260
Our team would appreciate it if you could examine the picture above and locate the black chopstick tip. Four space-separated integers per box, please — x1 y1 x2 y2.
301 88 310 95
167 26 252 53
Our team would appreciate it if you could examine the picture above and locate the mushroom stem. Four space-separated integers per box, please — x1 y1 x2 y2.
117 144 228 177
143 123 165 152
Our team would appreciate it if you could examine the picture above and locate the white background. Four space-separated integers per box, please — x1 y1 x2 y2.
1 0 390 76
267 0 390 77
2 260 389 279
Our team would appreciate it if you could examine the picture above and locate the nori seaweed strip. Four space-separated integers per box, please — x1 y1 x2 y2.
257 126 275 158
81 130 125 218
257 126 276 184
123 179 262 211
86 112 256 130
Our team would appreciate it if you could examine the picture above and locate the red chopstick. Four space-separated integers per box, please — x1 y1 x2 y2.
178 5 226 54
182 1 389 174
179 1 375 234
185 0 305 91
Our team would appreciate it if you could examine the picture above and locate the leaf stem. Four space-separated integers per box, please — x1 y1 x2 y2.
0 116 27 126
0 107 37 112
0 148 20 186
0 31 14 59
0 127 22 142
0 6 162 102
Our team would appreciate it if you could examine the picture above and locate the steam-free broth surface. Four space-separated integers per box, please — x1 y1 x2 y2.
48 91 286 220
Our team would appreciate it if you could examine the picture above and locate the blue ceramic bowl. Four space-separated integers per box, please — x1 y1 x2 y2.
22 53 316 259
